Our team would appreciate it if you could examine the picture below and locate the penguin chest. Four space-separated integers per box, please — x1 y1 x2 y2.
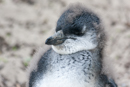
34 51 96 87
35 59 96 87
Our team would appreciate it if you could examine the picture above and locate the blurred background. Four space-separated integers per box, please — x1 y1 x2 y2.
0 0 130 87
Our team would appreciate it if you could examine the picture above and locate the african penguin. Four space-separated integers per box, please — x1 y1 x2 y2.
28 4 117 87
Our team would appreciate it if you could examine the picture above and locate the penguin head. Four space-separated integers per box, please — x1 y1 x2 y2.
45 4 105 54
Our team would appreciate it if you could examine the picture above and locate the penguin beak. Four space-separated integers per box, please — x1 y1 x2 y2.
45 30 67 45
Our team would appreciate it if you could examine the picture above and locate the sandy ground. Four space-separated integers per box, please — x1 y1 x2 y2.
0 0 130 87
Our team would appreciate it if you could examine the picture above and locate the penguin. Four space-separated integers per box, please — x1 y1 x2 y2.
28 4 117 87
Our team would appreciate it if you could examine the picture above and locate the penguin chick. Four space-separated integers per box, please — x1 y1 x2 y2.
28 4 117 87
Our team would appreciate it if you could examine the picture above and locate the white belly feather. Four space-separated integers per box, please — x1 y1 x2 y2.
35 70 95 87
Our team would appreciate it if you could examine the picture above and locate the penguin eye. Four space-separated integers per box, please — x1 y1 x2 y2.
71 25 86 36
73 25 87 36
